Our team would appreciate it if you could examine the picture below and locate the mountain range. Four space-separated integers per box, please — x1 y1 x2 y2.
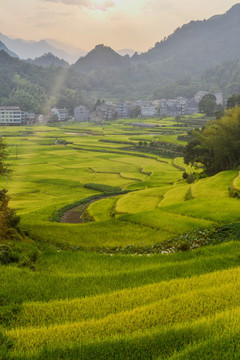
0 33 137 64
0 41 17 58
1 4 240 104
0 33 82 64
71 3 240 99
26 53 69 68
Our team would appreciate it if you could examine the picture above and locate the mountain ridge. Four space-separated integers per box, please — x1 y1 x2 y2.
0 33 76 63
0 41 18 58
26 52 69 68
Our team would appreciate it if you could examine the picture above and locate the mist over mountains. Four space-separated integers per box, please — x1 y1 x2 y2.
1 3 240 107
0 33 137 64
0 41 17 58
70 3 240 99
0 33 82 64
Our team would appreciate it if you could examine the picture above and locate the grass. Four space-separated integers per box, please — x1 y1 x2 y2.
88 196 121 222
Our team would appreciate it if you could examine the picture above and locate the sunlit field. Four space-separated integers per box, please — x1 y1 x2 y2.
1 117 240 359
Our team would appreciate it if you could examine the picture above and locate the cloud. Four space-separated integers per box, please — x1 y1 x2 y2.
41 0 115 11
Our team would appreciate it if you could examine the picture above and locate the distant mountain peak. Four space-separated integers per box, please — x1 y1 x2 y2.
227 3 240 13
0 40 18 58
26 52 69 68
73 43 127 71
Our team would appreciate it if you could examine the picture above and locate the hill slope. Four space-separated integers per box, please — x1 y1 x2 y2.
0 50 91 113
26 52 69 68
0 33 72 62
71 4 240 99
0 40 18 58
134 3 240 75
73 44 129 72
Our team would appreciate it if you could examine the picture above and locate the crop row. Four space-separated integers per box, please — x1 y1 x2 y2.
13 267 240 328
6 282 240 356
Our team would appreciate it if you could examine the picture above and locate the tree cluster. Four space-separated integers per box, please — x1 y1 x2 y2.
184 106 240 175
0 138 19 241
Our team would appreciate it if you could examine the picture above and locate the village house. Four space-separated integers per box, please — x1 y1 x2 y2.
21 111 36 124
159 99 183 117
51 107 69 121
95 103 116 120
74 105 90 122
115 102 132 118
194 91 208 103
141 104 157 117
0 106 22 126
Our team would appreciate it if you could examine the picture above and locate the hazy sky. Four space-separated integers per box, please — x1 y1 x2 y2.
0 0 239 51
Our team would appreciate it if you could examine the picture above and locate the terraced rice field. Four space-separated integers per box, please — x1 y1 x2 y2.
1 118 240 359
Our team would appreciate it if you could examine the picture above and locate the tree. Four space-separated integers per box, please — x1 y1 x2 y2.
227 94 240 109
131 105 141 118
198 94 217 116
0 137 7 177
0 138 19 240
184 106 240 175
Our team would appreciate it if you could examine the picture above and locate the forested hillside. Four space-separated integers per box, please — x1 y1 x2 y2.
1 4 240 106
0 50 92 114
26 53 69 68
72 4 240 100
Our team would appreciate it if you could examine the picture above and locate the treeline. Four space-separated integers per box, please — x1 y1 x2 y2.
184 103 240 175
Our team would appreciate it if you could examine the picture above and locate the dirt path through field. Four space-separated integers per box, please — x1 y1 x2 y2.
60 194 120 224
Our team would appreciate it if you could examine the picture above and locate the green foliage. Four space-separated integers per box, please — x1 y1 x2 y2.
227 93 240 109
5 74 47 113
0 244 19 265
198 94 217 116
0 330 13 359
184 107 240 175
0 51 93 114
131 105 141 118
0 190 20 240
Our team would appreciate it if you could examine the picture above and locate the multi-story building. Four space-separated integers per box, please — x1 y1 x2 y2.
215 92 224 106
141 104 157 117
0 106 22 125
185 99 199 115
115 102 132 118
194 91 208 104
22 112 36 124
95 103 116 120
51 107 68 121
74 105 90 122
159 99 183 117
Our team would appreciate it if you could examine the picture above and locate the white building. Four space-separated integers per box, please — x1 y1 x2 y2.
194 91 208 104
215 92 224 106
51 107 68 121
0 106 22 125
115 102 132 118
74 105 89 122
141 105 157 117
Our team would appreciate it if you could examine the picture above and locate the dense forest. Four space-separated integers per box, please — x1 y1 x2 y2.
0 50 92 114
184 105 240 175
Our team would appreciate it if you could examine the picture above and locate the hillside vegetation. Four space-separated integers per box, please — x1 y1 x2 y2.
0 51 91 114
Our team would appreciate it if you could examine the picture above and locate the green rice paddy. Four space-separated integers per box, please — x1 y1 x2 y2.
1 117 240 359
